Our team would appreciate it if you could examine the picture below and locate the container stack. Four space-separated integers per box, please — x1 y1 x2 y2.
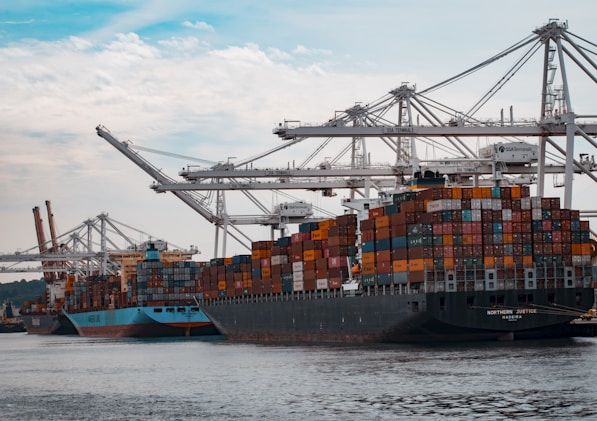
328 214 358 288
356 186 593 287
269 237 291 293
136 260 204 305
196 216 358 297
251 240 274 294
65 275 119 310
225 255 252 296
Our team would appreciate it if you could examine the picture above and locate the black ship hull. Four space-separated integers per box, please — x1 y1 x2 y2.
0 322 27 333
21 312 78 335
201 285 595 343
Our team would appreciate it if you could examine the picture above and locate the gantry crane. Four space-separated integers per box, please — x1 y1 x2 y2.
1 207 195 279
97 20 597 257
96 125 335 256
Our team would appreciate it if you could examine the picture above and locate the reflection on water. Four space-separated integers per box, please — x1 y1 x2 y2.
1 334 596 420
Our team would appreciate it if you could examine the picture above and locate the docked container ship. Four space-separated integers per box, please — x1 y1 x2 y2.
20 279 78 335
21 312 77 335
62 243 218 337
198 185 596 343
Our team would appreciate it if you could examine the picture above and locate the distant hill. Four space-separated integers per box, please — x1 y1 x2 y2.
0 279 46 308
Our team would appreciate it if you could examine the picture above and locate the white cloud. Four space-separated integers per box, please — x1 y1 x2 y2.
292 45 332 56
104 32 160 59
158 36 210 52
266 47 293 61
68 36 93 51
182 20 215 32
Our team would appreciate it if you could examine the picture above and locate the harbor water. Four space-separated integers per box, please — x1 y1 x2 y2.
1 333 596 420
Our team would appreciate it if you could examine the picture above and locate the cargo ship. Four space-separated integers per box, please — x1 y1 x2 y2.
63 305 215 337
62 242 218 337
21 312 77 335
20 280 78 335
1 301 27 333
197 185 596 343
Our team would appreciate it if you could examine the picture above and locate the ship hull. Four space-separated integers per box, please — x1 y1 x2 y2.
201 286 595 343
0 322 27 333
21 313 78 335
63 305 219 338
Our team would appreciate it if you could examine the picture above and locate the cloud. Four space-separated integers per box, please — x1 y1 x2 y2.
104 32 160 59
0 19 34 25
182 20 215 32
266 47 293 61
292 45 332 56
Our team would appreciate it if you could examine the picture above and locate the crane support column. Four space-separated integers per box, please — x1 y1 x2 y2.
564 113 576 209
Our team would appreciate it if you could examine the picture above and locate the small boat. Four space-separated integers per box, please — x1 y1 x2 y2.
0 301 27 333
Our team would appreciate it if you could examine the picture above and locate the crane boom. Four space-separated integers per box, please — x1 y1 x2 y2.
95 125 220 224
45 200 58 253
32 206 53 282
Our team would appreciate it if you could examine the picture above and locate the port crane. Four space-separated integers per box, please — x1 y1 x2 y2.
97 20 597 257
0 205 195 280
96 125 336 255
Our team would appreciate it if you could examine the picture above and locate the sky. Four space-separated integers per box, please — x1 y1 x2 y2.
2 1 597 282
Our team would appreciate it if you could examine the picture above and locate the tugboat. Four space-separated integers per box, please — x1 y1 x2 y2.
0 301 27 333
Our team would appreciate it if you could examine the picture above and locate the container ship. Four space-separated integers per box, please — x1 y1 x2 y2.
197 184 596 343
62 242 218 338
20 279 78 335
1 301 27 333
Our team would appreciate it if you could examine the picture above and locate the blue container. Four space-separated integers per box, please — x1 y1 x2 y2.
361 241 376 253
282 279 293 293
522 244 533 255
393 272 408 284
442 210 452 222
462 209 472 222
276 236 292 247
391 236 408 249
377 273 392 285
232 254 252 264
375 238 391 251
384 203 400 215
145 249 160 261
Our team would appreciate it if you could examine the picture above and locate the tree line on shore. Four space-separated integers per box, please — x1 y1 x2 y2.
0 279 46 308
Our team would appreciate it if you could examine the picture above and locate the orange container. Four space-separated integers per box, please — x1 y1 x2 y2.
361 252 376 265
522 255 533 268
503 255 515 268
303 249 323 261
484 256 495 268
375 215 390 228
392 259 408 272
409 258 425 271
444 258 455 269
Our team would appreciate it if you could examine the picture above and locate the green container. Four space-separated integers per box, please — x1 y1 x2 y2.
362 274 376 287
